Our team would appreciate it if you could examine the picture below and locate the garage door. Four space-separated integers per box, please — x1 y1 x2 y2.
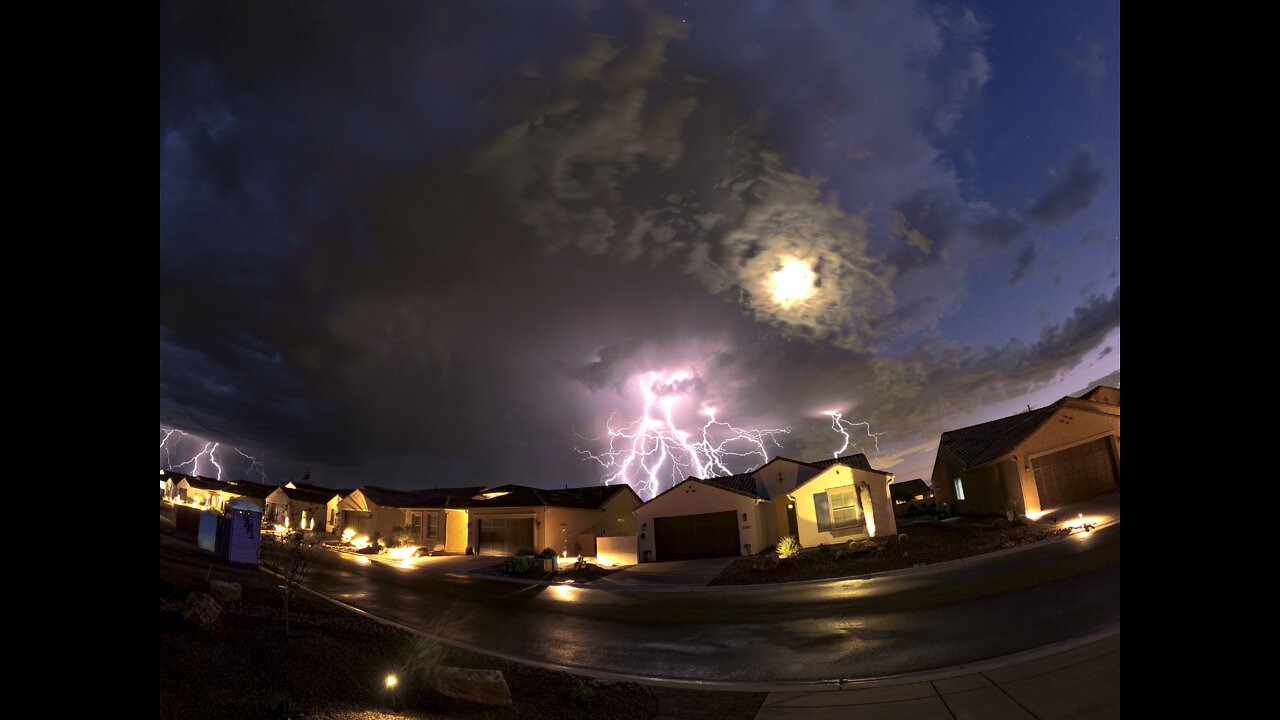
477 517 535 556
1031 436 1119 508
654 510 739 561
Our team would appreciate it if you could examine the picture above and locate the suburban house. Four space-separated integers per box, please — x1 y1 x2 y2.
930 385 1120 517
465 484 643 557
173 475 234 512
335 485 425 543
401 487 487 553
634 454 898 562
889 478 935 516
634 475 770 562
222 479 274 512
264 482 340 531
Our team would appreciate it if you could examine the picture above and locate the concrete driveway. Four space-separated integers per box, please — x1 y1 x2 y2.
589 556 739 587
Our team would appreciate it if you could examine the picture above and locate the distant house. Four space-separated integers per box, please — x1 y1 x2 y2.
930 386 1120 517
889 479 934 516
174 475 234 513
465 484 643 557
264 483 339 531
634 454 898 562
223 479 274 512
335 485 423 542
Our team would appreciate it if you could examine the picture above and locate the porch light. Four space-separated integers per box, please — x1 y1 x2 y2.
385 673 398 689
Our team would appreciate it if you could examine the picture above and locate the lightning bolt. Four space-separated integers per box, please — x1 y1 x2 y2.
578 371 790 500
160 427 266 482
170 441 223 478
827 412 885 459
236 449 268 483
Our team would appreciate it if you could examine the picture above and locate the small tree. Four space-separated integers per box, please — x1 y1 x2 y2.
262 527 318 636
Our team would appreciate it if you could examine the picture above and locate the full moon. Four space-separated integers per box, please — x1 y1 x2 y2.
769 259 816 308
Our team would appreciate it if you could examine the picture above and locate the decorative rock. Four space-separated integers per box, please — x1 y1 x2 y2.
752 554 779 570
430 666 512 705
182 591 221 629
209 579 242 604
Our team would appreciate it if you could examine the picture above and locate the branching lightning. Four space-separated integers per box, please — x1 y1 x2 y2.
827 412 885 459
160 427 268 483
578 372 791 500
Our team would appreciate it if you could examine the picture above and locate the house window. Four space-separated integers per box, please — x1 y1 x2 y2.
814 486 865 533
427 514 439 539
411 513 423 537
829 488 863 529
953 477 966 501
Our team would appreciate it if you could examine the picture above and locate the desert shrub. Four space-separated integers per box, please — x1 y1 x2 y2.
567 680 597 707
263 692 300 719
539 547 559 559
387 525 417 548
777 535 800 559
505 555 531 574
516 546 538 557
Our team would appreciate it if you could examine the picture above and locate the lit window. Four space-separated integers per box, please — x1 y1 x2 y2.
829 488 863 529
953 477 966 501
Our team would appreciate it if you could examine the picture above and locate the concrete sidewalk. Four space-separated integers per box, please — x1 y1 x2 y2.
752 628 1119 719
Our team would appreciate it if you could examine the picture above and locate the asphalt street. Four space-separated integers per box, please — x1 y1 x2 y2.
299 521 1120 685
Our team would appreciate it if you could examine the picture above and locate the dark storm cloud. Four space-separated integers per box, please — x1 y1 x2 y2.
161 1 1118 491
1028 146 1107 225
1007 243 1038 286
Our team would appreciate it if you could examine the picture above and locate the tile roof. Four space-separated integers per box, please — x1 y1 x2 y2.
279 484 340 505
468 483 640 510
181 475 232 492
889 478 933 500
703 471 763 498
402 487 488 509
811 453 873 470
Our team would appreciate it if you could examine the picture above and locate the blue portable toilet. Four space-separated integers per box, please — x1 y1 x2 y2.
223 498 262 567
197 511 221 554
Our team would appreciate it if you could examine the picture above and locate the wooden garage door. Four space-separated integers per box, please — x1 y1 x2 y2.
477 518 535 557
655 510 739 561
1032 436 1119 508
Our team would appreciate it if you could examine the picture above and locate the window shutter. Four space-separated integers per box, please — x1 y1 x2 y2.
814 492 831 533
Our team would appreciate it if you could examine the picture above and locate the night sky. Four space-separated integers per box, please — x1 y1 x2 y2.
159 1 1120 497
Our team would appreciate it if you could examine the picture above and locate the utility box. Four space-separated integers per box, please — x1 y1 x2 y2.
172 504 202 541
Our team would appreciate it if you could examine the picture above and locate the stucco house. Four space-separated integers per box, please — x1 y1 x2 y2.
173 475 235 512
786 461 896 547
634 475 771 562
264 483 340 531
335 485 425 542
634 454 898 562
401 487 488 553
930 386 1120 517
466 484 643 557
